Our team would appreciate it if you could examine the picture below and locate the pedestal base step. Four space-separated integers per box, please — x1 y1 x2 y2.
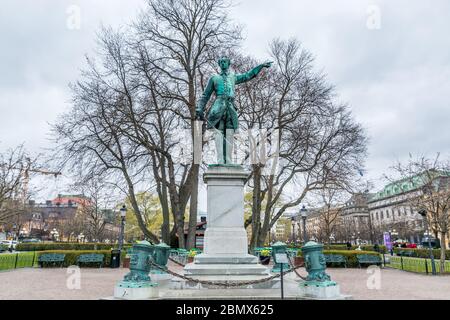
194 254 259 265
170 275 280 290
184 263 269 276
297 282 349 300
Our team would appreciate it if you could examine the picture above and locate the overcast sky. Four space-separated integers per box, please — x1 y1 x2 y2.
1 0 449 203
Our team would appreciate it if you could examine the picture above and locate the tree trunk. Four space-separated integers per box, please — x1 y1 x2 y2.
440 232 446 274
250 166 262 251
186 164 199 249
158 157 171 245
259 176 275 247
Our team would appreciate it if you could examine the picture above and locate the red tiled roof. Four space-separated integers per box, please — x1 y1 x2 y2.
52 195 92 207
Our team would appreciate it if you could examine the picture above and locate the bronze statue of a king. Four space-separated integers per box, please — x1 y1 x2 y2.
196 56 272 164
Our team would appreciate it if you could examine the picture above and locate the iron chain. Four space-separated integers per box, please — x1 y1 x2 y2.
154 255 308 288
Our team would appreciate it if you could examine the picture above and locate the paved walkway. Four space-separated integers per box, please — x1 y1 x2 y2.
0 264 449 300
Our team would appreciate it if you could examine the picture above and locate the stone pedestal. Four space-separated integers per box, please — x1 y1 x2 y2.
183 165 268 283
297 281 345 300
114 281 159 300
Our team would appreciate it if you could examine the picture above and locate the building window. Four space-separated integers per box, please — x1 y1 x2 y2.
398 209 401 217
376 212 379 220
386 210 390 218
381 211 384 220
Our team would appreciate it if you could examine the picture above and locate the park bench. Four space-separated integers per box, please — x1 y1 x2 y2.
76 254 104 268
325 254 347 268
38 253 66 268
356 254 382 268
170 249 188 265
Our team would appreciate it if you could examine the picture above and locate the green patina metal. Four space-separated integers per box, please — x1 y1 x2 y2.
151 242 171 274
271 241 290 273
117 240 157 289
196 56 272 164
301 241 336 287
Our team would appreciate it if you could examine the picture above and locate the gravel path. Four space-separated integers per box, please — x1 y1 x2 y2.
0 264 449 300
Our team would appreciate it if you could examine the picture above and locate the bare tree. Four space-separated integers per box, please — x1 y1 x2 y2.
233 39 367 248
73 178 115 243
0 145 36 228
312 188 347 244
52 0 241 248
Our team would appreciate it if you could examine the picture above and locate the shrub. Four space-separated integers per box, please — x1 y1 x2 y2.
323 244 387 254
296 250 380 268
293 244 387 254
16 242 132 252
188 249 199 258
35 250 127 268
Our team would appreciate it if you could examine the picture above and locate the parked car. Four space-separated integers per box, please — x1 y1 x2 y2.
20 238 41 243
0 240 18 250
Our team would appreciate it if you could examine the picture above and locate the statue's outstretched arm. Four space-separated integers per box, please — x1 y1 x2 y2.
196 77 214 120
235 62 272 84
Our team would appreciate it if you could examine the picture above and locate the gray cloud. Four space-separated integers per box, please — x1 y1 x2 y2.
1 0 449 198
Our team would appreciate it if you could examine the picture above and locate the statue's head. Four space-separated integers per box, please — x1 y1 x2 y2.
218 56 231 72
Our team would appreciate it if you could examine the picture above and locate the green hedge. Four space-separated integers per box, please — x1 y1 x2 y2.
0 252 37 271
322 245 387 254
288 244 387 254
394 248 450 260
296 250 381 268
16 242 132 252
34 250 127 268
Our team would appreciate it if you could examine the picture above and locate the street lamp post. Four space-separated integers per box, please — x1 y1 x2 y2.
291 217 296 245
389 229 398 255
300 205 308 243
119 205 127 252
419 209 437 275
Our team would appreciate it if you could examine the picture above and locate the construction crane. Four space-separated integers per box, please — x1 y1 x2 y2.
12 158 62 204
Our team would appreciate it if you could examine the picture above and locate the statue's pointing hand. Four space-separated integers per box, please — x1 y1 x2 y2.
262 61 273 68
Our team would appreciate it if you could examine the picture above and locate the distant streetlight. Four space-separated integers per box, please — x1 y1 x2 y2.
300 205 308 243
291 217 296 245
119 205 127 252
